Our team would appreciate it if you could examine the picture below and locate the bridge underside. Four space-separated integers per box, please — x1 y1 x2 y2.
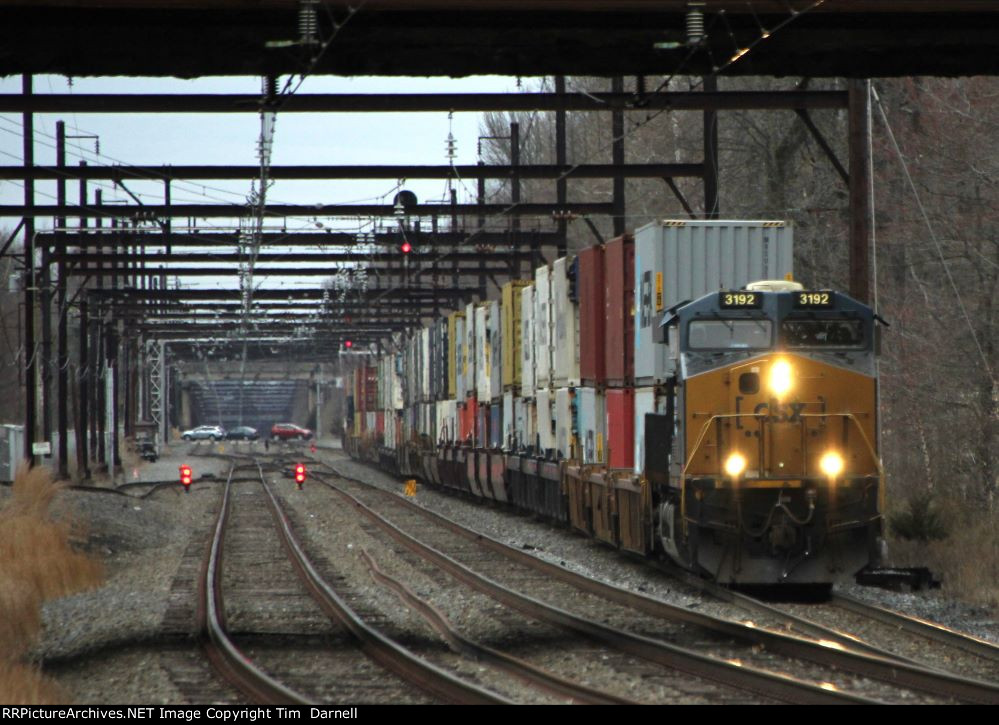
2 2 998 79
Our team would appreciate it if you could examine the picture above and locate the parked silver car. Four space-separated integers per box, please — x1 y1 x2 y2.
181 425 226 442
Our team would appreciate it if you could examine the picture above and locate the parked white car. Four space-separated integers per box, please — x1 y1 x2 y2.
181 425 226 442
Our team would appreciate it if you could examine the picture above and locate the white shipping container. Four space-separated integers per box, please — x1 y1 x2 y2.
633 386 669 474
514 397 535 452
489 299 502 401
534 265 552 389
475 304 489 401
391 353 404 411
420 327 431 402
536 387 554 454
552 257 581 387
383 409 395 448
454 315 466 401
436 400 458 444
502 390 515 451
464 302 477 397
634 220 794 384
577 387 606 465
554 387 576 461
520 284 535 398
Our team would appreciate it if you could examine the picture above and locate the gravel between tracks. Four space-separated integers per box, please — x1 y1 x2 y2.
14 441 999 704
324 454 999 646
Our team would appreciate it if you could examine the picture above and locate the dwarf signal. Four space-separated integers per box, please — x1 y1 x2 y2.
294 463 306 489
179 464 193 492
400 240 412 254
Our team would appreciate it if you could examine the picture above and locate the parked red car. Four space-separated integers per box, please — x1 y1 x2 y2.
270 422 313 440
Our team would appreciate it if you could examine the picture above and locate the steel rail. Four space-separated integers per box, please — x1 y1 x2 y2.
321 462 999 705
311 470 877 705
198 463 314 705
253 463 510 705
359 548 636 705
831 592 999 663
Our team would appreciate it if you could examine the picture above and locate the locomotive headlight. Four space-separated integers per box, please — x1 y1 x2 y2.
769 359 793 397
724 452 747 478
819 451 845 479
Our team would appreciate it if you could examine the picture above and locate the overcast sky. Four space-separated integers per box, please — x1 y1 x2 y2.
0 73 531 294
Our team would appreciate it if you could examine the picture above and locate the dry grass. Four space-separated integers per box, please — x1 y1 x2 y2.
888 502 999 611
0 661 68 705
0 463 105 704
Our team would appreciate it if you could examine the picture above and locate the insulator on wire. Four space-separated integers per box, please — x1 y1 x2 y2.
299 0 319 46
686 3 706 46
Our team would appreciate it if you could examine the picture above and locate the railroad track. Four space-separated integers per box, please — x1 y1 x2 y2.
195 458 502 704
303 460 961 704
313 455 999 704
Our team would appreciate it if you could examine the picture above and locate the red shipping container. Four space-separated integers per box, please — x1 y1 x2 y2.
577 244 606 384
605 388 635 469
460 395 478 443
605 234 635 386
375 412 385 435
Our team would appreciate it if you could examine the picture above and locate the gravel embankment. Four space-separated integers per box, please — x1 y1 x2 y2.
14 440 999 703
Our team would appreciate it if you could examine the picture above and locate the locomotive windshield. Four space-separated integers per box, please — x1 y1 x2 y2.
687 319 772 350
781 318 865 348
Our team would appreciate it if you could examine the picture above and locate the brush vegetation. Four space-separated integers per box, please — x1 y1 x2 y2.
888 491 999 610
0 463 104 704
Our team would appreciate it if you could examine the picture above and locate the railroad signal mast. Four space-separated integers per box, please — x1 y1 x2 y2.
180 464 193 492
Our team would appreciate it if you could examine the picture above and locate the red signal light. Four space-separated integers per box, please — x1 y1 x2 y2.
400 240 412 254
180 464 193 491
294 463 306 488
344 340 353 349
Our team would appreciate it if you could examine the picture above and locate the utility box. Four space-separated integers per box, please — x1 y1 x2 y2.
634 220 793 385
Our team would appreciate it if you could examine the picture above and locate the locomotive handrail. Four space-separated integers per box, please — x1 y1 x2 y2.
680 411 884 535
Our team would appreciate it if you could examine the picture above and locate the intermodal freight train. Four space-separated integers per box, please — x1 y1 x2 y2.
343 220 885 586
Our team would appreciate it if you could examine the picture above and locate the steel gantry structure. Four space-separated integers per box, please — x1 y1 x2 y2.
5 0 999 476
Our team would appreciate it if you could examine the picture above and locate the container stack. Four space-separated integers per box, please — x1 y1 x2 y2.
344 219 793 483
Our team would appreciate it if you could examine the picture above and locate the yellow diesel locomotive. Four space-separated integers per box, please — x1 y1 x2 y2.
651 280 884 585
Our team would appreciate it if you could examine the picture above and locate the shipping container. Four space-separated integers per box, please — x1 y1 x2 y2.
634 220 793 384
501 280 531 390
502 390 515 451
534 264 552 389
459 395 477 442
490 401 503 449
475 303 489 401
520 283 536 398
536 387 554 454
514 397 535 453
577 245 606 384
447 312 464 399
552 256 580 387
420 326 431 402
606 388 635 470
554 387 577 461
633 386 672 474
436 400 458 444
477 402 488 449
605 234 635 386
577 387 606 465
454 313 466 401
488 299 502 401
464 302 477 397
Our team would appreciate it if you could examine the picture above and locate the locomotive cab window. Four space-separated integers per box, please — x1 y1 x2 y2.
781 318 865 348
687 319 772 350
